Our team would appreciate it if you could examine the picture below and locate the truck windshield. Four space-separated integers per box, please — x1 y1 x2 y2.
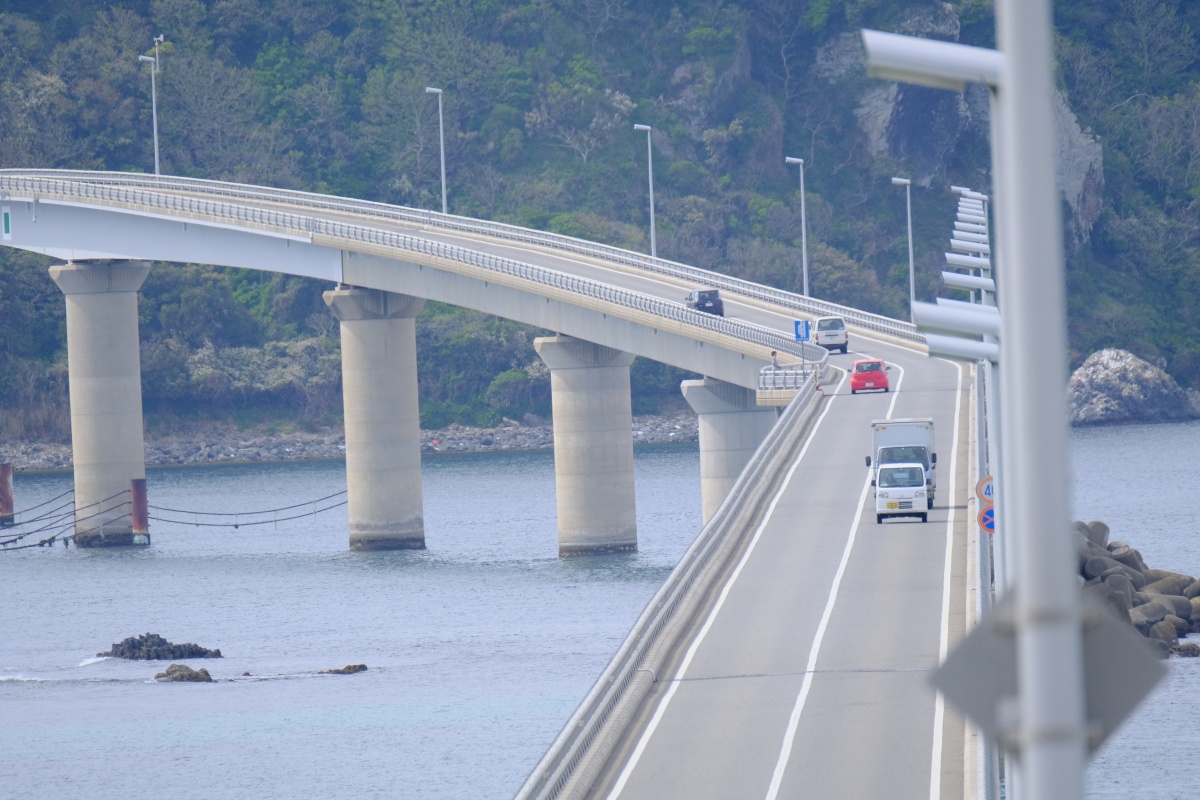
878 446 928 468
879 468 924 488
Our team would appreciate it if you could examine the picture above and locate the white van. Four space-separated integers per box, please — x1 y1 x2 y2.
873 462 929 524
813 316 848 353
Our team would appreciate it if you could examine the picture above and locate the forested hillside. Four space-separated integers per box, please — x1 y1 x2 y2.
1 0 1198 440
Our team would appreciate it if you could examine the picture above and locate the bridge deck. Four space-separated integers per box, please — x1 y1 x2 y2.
588 337 972 798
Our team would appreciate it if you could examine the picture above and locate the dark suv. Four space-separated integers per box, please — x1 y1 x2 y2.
685 289 724 316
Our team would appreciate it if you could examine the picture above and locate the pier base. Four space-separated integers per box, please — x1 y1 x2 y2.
682 378 778 522
50 260 150 547
325 286 426 551
535 336 637 556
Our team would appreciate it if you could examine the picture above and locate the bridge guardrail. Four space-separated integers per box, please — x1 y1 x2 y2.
514 367 830 799
0 170 924 346
0 170 832 366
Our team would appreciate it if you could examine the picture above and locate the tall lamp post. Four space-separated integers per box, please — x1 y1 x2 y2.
785 156 809 296
425 87 447 214
633 124 656 258
892 176 915 321
137 34 164 176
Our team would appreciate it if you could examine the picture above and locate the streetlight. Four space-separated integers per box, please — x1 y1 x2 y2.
892 176 915 321
138 34 164 176
425 87 447 214
633 124 656 258
785 156 809 296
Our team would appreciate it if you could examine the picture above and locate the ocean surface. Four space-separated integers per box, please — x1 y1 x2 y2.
3 424 1197 799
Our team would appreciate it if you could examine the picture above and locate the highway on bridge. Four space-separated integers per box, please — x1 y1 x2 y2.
586 335 971 799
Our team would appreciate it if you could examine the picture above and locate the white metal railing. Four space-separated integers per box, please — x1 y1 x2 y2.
0 170 840 365
0 170 925 347
758 366 812 391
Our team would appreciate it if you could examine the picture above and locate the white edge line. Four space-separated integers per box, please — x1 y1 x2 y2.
763 361 907 798
605 369 851 800
929 359 964 800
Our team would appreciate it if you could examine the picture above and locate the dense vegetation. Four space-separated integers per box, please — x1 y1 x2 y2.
1 0 1198 440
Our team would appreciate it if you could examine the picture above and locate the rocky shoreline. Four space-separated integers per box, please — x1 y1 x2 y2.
0 411 700 473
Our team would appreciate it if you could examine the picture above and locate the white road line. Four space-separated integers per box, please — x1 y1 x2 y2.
763 363 907 799
929 359 964 800
605 369 851 800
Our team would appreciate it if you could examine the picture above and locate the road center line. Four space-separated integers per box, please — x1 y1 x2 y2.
605 369 851 800
762 363 907 799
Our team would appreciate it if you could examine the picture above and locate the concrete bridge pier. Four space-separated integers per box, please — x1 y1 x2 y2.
324 286 426 551
49 260 151 547
534 336 637 555
682 378 778 522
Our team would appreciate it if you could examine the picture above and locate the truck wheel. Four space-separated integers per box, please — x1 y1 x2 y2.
851 389 857 395
840 344 848 354
919 513 928 523
876 514 883 524
927 497 934 510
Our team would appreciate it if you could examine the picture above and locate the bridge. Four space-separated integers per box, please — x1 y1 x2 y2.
1 168 984 797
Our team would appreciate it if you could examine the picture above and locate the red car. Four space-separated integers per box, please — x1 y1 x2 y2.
850 359 889 394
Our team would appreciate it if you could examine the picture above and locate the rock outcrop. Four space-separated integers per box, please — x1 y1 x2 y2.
154 663 214 682
1068 349 1197 426
1076 519 1200 658
320 664 367 675
98 632 222 660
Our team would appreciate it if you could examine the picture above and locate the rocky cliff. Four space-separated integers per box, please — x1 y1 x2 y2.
1068 349 1199 426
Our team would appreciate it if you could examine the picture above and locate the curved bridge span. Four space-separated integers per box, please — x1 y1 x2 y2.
1 171 977 797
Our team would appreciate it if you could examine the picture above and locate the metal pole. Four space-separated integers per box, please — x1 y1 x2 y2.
995 0 1086 795
892 177 915 320
634 124 656 258
426 87 447 214
786 157 809 296
139 36 163 176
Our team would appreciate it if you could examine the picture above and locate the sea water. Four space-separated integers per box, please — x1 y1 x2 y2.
3 423 1197 799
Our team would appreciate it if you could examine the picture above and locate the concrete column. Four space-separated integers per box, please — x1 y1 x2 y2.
534 336 637 556
49 260 151 547
324 286 426 551
682 378 778 522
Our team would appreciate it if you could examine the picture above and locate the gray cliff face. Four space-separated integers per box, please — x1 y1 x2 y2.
1068 349 1198 426
827 6 1103 246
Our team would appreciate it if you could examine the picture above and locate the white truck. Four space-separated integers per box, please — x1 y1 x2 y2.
873 462 929 524
865 418 937 511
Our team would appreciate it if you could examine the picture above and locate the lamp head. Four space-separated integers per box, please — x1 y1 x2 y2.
785 157 803 166
139 55 155 63
891 177 911 186
425 87 442 95
633 124 651 132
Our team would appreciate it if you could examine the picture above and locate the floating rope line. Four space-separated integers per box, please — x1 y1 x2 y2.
147 489 347 517
1 490 129 549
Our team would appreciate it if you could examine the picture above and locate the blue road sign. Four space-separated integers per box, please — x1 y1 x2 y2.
978 505 995 534
795 320 810 342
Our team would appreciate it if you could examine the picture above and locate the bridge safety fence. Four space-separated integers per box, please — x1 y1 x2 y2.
0 170 923 348
0 170 836 364
514 365 833 800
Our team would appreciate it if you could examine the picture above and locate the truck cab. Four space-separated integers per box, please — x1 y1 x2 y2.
873 463 928 524
865 418 936 510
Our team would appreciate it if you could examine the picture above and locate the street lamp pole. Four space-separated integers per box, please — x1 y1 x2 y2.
785 156 809 296
138 34 164 176
425 87 447 214
892 176 915 321
634 124 656 258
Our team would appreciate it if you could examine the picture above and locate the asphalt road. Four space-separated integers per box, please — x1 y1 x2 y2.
584 335 972 799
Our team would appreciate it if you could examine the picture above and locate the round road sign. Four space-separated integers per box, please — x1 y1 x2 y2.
976 476 994 505
978 505 995 534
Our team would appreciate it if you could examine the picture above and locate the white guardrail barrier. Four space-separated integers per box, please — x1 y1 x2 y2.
0 170 924 353
515 366 833 799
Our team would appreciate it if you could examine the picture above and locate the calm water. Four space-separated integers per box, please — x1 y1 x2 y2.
3 423 1197 799
1076 421 1200 800
1 444 701 800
